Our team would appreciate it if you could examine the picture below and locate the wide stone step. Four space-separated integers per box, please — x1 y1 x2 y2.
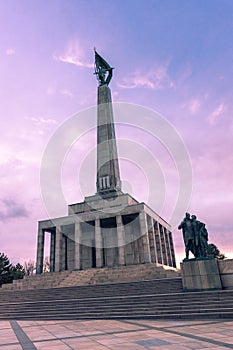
0 278 183 300
0 289 183 302
1 307 233 320
1 287 233 301
1 306 233 319
1 299 233 314
1 294 232 308
1 290 233 308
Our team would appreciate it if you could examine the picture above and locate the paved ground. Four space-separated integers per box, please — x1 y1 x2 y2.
0 319 233 349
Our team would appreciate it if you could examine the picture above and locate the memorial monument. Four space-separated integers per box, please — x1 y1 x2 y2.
178 213 209 260
179 213 222 291
36 50 176 274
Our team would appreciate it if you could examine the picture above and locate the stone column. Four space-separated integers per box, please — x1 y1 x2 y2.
36 226 44 274
148 217 157 263
168 231 176 268
62 234 68 270
160 225 168 265
156 222 163 264
50 230 56 272
74 221 81 270
139 211 151 263
116 215 125 265
164 228 172 267
55 226 63 272
95 219 103 267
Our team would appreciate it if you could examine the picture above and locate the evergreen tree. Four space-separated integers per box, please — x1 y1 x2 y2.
11 263 25 280
207 243 226 260
0 252 13 286
0 253 25 286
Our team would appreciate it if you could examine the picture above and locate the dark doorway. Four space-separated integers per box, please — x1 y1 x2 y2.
100 217 118 267
63 235 68 270
102 238 106 267
92 240 96 268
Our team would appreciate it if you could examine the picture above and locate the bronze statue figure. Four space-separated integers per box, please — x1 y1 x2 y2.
178 213 195 259
94 48 114 86
178 213 209 260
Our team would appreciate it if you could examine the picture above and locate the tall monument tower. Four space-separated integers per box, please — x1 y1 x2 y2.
36 50 176 274
94 50 121 194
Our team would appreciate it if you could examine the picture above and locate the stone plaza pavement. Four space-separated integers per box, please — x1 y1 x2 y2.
1 319 233 349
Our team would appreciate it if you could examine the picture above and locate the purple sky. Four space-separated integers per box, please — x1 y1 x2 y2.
0 0 232 266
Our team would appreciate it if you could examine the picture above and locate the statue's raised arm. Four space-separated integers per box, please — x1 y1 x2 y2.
94 48 114 86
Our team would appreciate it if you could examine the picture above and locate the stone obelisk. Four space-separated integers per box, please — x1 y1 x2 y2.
94 49 121 195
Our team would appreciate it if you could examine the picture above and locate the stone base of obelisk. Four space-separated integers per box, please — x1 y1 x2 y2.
180 258 222 291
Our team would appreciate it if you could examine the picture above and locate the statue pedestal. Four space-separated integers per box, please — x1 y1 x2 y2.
218 259 233 289
181 258 222 291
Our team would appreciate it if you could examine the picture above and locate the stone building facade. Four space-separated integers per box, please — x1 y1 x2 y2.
36 193 176 273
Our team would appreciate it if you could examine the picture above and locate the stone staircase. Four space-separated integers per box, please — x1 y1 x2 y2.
2 263 179 290
59 264 179 287
1 264 232 320
0 277 233 320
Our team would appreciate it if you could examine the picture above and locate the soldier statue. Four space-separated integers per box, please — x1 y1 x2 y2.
178 213 195 259
178 213 209 260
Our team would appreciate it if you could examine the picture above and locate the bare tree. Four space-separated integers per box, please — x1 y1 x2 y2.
24 260 36 276
24 257 50 275
43 256 50 273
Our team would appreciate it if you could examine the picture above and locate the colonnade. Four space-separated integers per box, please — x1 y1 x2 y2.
36 212 176 274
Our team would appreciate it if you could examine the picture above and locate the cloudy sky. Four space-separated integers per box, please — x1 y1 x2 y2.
0 0 232 266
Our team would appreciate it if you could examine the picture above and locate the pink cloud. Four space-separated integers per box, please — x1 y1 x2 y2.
117 62 173 90
207 102 226 125
24 116 57 126
60 89 73 98
54 40 93 68
6 48 15 56
187 99 201 114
